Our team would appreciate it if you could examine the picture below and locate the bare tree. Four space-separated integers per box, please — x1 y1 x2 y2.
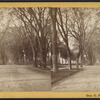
67 8 93 68
14 8 51 69
56 8 72 69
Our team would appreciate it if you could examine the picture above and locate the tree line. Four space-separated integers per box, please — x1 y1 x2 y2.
0 8 99 72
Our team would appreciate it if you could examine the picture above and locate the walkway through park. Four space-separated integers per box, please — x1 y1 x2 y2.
52 65 100 92
0 65 50 91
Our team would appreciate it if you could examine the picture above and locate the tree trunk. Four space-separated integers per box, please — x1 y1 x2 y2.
76 52 80 68
18 53 20 64
68 57 72 69
2 57 5 65
51 47 53 68
30 43 38 67
80 53 83 67
76 57 79 68
66 46 72 69
79 43 83 67
30 41 38 66
50 8 58 73
90 57 93 65
34 52 38 67
42 53 47 69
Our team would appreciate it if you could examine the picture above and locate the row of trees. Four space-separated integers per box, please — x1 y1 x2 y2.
51 8 100 72
0 8 99 72
12 8 51 69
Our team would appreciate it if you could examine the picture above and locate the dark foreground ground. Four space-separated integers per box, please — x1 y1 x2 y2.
52 65 100 92
51 68 82 84
0 65 50 91
51 65 83 84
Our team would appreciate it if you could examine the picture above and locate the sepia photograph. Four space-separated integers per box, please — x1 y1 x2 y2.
1 6 100 93
51 7 100 92
0 7 51 91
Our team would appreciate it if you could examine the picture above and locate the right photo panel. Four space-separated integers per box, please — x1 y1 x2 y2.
51 7 100 92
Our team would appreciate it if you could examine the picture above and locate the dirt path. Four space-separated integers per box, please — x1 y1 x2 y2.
0 65 50 91
52 65 100 92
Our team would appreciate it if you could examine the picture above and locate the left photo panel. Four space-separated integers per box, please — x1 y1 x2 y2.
0 7 51 91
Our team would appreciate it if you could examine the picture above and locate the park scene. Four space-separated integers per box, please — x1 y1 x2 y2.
0 7 100 92
51 8 100 92
0 8 51 91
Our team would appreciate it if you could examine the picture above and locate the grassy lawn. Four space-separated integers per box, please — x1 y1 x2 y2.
51 65 84 84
